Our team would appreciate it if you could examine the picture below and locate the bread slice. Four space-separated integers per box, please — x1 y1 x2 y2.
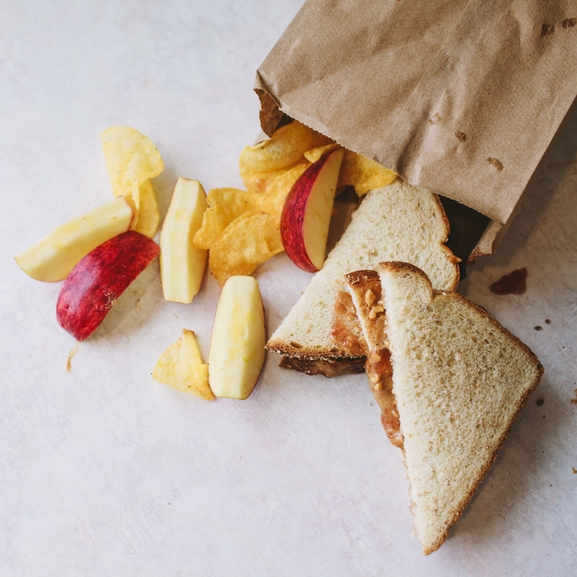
351 262 543 554
266 180 460 374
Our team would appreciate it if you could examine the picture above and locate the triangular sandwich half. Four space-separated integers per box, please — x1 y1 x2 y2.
266 180 460 376
346 262 543 554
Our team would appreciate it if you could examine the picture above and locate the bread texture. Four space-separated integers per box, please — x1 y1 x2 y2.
376 262 543 554
266 180 460 369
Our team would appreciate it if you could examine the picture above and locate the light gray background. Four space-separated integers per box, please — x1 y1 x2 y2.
1 1 576 575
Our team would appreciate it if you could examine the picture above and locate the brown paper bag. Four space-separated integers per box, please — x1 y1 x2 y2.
255 0 577 258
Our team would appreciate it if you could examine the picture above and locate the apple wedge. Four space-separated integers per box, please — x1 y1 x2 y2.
208 276 266 400
14 197 134 282
56 230 159 341
152 329 214 400
159 178 208 303
280 147 344 272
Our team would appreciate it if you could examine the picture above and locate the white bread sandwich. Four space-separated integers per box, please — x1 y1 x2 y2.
265 179 460 376
345 262 543 554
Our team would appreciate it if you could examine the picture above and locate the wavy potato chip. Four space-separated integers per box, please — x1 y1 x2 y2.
209 212 277 285
101 126 164 197
242 160 310 204
193 188 262 250
239 120 314 174
126 179 160 238
304 143 341 163
152 329 214 400
338 150 397 196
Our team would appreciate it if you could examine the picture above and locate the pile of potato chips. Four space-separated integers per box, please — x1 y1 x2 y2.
99 123 397 287
193 120 397 285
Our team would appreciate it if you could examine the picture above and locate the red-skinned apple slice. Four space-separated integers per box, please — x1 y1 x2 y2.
280 147 344 272
56 231 159 341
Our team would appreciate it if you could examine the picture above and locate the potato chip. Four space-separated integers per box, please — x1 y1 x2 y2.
209 213 277 285
303 143 341 163
101 126 164 197
239 120 314 174
263 215 285 255
126 179 160 238
242 159 310 203
152 329 214 400
193 188 262 250
338 150 397 196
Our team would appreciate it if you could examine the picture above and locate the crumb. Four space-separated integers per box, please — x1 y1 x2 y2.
536 398 544 406
66 342 80 373
562 18 577 28
573 467 577 474
541 23 555 36
534 326 543 331
545 319 551 324
429 113 442 125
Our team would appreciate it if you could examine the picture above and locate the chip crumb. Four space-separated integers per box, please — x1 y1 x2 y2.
66 342 80 373
429 113 442 125
534 325 543 331
562 18 576 29
541 23 555 36
573 467 577 474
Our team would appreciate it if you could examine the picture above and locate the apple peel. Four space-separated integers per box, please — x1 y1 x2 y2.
56 230 159 341
281 148 344 272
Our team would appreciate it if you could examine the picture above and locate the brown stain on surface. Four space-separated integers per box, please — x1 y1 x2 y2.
486 157 504 171
489 267 527 295
562 18 576 28
541 23 555 36
455 131 467 142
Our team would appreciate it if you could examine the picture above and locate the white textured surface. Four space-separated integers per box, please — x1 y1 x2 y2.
1 1 576 575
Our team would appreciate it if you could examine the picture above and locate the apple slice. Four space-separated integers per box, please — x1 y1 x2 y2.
14 197 134 282
280 147 344 272
159 178 208 303
56 230 159 341
208 276 266 400
152 329 215 400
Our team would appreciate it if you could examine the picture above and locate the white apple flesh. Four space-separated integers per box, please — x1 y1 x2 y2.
280 148 344 272
208 276 266 400
159 178 208 303
15 197 134 282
